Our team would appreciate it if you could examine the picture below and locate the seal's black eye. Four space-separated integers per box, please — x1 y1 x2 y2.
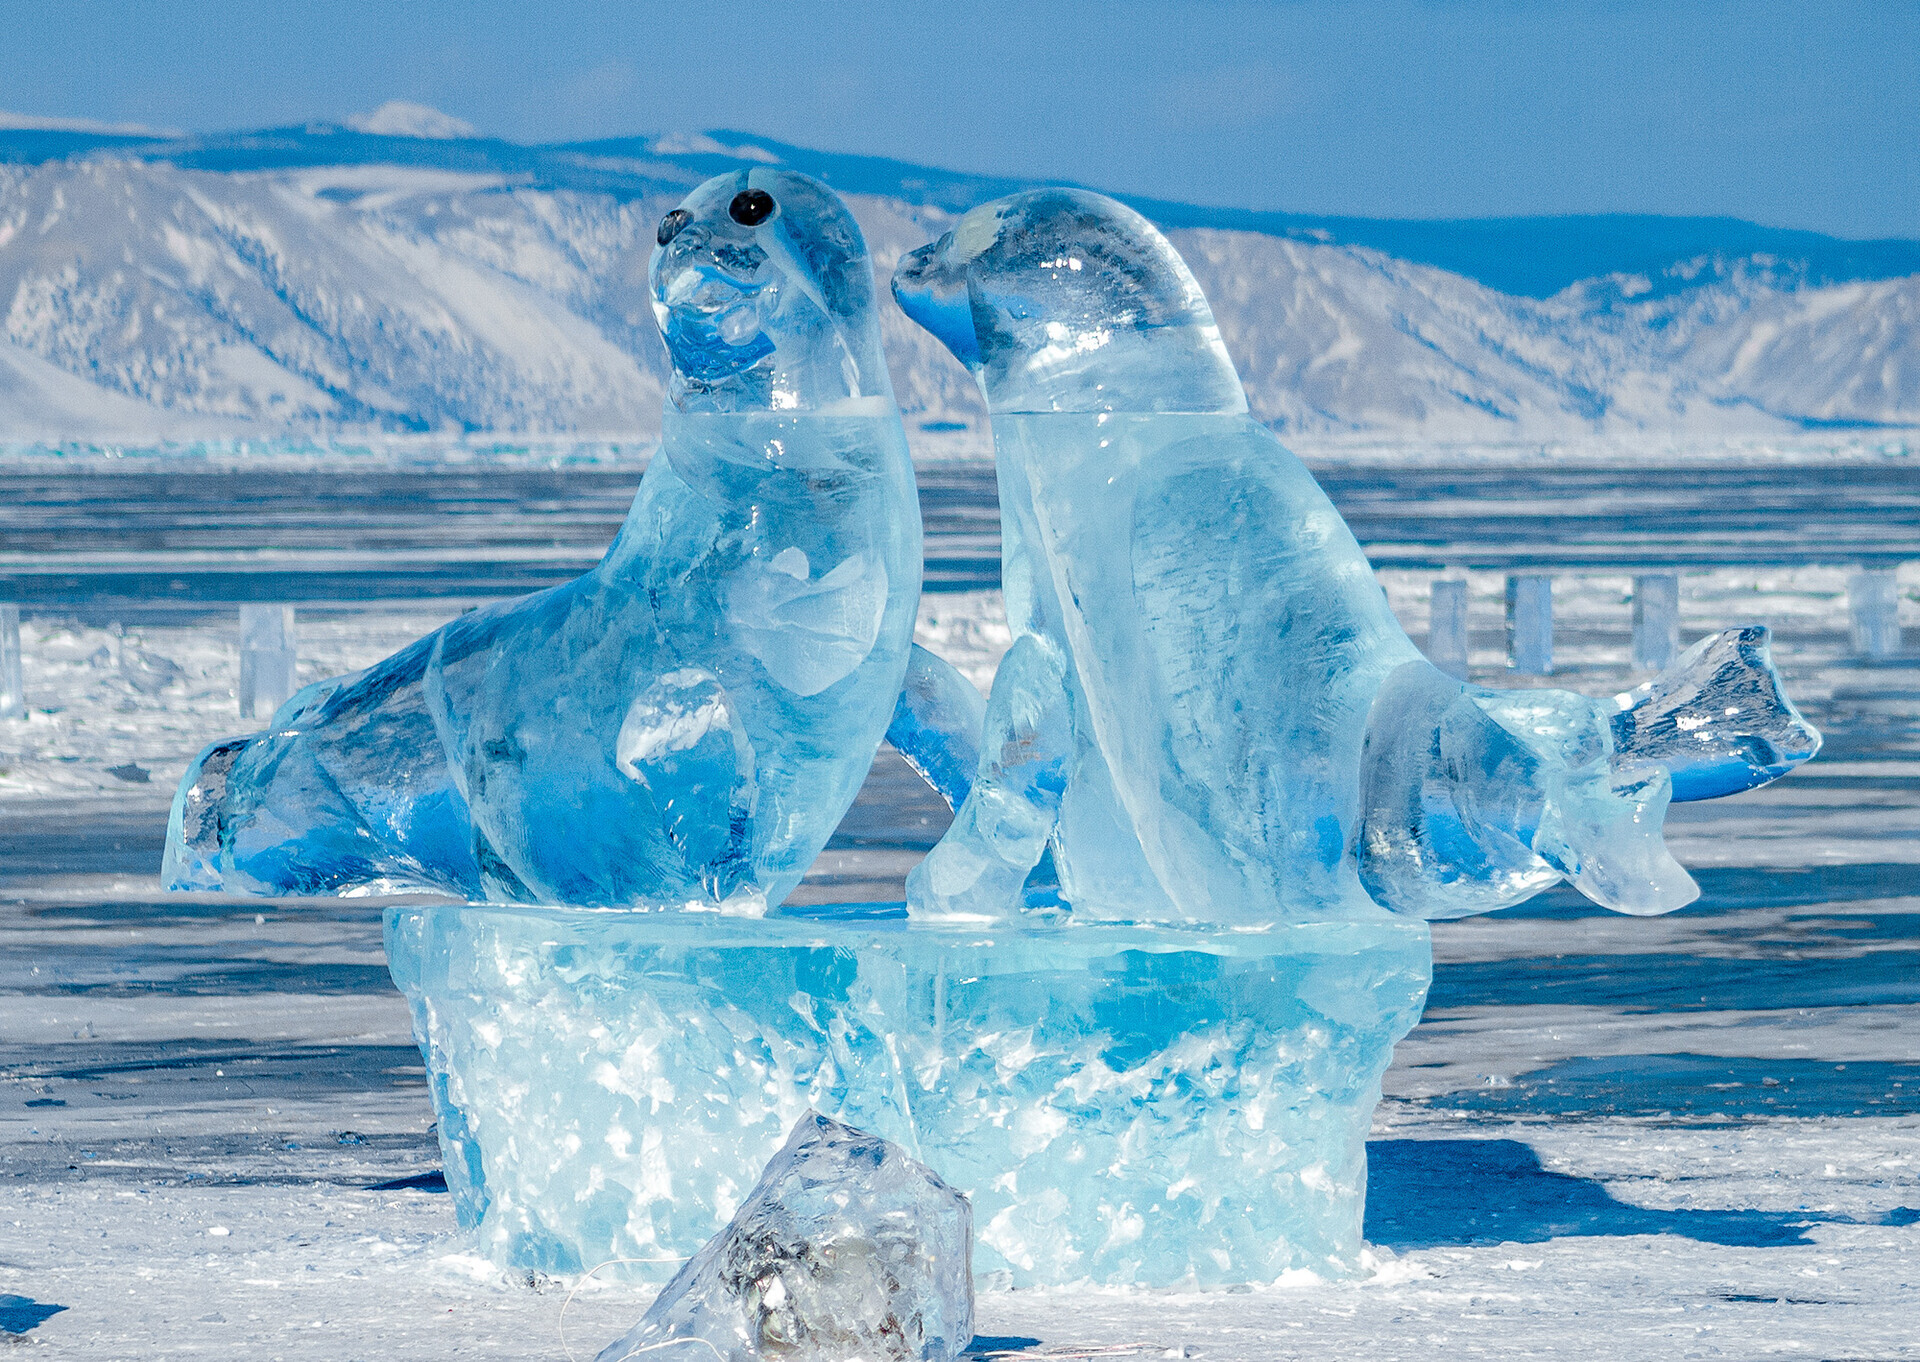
729 189 776 227
656 208 692 247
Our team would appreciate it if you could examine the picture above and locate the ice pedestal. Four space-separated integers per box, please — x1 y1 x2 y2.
385 904 1430 1288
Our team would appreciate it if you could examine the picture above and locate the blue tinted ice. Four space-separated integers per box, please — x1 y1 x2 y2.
652 172 894 416
387 904 1431 1288
885 644 988 812
905 633 1071 922
893 189 1247 418
893 189 1820 926
1355 662 1694 919
164 170 921 909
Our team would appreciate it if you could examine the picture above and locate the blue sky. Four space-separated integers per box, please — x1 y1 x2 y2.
5 0 1917 238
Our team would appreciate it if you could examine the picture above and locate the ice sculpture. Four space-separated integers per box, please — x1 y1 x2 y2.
369 186 1821 1296
890 189 1820 926
1358 626 1820 918
163 170 932 910
386 902 1429 1288
595 1111 973 1362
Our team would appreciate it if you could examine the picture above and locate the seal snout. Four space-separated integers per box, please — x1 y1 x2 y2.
649 200 788 377
648 167 893 411
891 236 981 369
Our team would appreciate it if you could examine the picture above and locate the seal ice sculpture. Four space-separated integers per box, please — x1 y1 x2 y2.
889 188 1820 926
373 187 1820 1293
163 169 942 910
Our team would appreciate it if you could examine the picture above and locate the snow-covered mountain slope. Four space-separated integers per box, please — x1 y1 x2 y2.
0 335 222 442
0 159 668 435
1 125 1916 449
1182 231 1920 440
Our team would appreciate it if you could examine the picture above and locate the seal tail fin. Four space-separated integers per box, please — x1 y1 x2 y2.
1530 756 1699 916
1610 626 1821 801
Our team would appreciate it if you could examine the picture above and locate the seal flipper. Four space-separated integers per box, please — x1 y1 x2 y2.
1356 629 1821 920
1355 660 1698 920
886 644 986 810
905 634 1071 922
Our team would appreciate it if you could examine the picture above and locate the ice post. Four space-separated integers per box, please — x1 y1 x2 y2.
237 604 296 720
164 170 926 910
0 603 21 718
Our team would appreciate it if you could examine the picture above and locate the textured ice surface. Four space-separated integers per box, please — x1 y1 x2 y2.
905 633 1071 921
891 189 1819 927
163 170 921 908
385 903 1431 1288
1356 627 1821 919
595 1112 973 1362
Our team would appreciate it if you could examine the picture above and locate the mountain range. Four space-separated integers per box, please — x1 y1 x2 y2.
3 112 1917 453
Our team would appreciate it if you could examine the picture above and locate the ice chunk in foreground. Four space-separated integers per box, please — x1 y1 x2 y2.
386 903 1430 1288
891 189 1820 927
163 170 921 909
596 1111 973 1362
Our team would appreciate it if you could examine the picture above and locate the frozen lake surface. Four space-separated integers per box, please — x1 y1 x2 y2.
1 461 1916 1357
2 460 1917 615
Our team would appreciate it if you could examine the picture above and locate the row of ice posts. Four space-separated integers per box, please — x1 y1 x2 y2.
1430 569 1906 678
0 575 1908 720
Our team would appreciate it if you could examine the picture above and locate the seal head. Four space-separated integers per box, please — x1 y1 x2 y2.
651 169 893 414
892 188 1246 415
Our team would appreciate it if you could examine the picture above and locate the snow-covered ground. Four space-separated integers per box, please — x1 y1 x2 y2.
3 574 1916 1358
0 1156 1914 1360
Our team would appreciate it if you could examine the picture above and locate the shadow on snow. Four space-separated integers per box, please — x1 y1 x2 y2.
1366 1138 1918 1250
0 1294 67 1337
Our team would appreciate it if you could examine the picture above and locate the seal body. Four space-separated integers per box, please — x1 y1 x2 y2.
892 189 1815 925
999 407 1423 922
166 170 921 910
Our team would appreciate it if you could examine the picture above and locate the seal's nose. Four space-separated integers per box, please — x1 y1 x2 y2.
892 240 941 288
657 208 692 247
